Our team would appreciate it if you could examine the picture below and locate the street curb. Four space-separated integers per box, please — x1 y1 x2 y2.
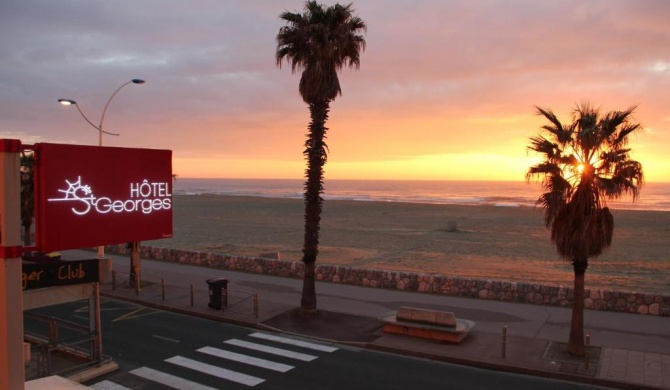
66 360 119 384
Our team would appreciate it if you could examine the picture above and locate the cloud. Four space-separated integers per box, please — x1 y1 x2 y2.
1 0 669 180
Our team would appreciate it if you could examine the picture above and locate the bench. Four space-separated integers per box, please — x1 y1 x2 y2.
379 306 475 343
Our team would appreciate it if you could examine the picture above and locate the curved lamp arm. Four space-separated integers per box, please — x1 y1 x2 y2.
57 99 119 136
99 79 145 136
58 78 145 142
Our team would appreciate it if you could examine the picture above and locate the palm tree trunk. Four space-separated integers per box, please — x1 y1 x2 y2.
569 257 588 356
300 100 330 315
23 223 31 247
301 261 317 314
128 242 141 289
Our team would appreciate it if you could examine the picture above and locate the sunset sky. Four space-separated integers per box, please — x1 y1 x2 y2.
2 1 669 182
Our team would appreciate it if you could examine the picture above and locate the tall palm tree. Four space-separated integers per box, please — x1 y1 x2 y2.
526 103 643 356
276 1 366 314
20 152 34 247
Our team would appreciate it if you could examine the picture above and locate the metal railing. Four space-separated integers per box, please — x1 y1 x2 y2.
107 270 259 318
217 288 259 319
24 312 108 379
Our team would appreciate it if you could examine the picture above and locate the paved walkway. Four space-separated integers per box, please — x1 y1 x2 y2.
71 250 669 389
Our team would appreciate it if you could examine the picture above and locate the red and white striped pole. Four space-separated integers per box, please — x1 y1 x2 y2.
0 139 25 389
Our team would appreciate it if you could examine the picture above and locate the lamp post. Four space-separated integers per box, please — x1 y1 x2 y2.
58 78 145 148
58 79 145 362
58 78 145 258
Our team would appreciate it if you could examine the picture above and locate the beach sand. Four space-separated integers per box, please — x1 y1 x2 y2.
146 195 670 295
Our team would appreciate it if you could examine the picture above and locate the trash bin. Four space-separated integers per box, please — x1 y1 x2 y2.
206 278 228 310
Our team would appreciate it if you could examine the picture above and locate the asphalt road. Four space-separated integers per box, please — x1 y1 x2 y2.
28 299 612 390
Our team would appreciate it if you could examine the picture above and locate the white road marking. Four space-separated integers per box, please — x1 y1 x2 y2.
90 380 132 390
249 332 338 352
198 346 294 372
130 366 218 390
224 339 317 362
153 334 180 343
166 355 265 386
112 307 160 322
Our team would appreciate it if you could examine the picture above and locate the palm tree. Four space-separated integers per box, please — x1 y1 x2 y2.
275 1 366 314
20 152 34 247
526 103 643 356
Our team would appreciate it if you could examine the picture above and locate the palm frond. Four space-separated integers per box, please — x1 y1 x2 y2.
598 148 629 175
530 173 572 228
611 160 643 200
559 154 579 166
526 162 562 180
536 191 564 227
596 177 621 198
536 106 562 131
536 106 573 144
276 0 366 104
527 135 560 158
612 122 641 148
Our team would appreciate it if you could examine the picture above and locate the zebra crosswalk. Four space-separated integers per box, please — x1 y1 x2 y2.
131 367 220 390
165 355 266 387
197 346 295 372
224 339 318 362
89 380 134 390
90 332 338 389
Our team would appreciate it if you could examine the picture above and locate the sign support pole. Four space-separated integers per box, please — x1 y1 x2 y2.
89 282 103 362
0 139 25 390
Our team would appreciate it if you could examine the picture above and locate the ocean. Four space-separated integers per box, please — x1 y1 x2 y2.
173 178 670 212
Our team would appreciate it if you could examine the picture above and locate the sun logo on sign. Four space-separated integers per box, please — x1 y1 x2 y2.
57 177 94 200
47 177 97 215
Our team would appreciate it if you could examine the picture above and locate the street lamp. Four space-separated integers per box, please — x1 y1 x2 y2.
58 78 145 258
58 78 145 147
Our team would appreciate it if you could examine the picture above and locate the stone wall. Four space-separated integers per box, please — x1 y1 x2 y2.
106 244 670 316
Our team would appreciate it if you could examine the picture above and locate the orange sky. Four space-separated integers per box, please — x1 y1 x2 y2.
2 1 669 182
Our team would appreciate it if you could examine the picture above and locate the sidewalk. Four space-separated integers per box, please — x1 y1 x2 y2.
79 251 669 389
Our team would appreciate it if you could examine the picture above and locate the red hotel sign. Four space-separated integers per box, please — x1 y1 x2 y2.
35 143 173 252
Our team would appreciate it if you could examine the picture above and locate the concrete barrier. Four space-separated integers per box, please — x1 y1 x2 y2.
103 244 670 317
